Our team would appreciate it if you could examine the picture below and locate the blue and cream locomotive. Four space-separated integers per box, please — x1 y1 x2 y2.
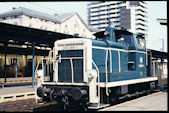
35 26 158 110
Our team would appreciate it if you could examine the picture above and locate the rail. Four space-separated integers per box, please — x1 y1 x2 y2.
0 99 57 112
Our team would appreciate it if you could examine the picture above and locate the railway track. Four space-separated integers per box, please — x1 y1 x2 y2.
0 99 57 112
0 86 167 112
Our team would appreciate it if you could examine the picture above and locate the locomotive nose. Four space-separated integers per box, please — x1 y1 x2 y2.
70 88 87 101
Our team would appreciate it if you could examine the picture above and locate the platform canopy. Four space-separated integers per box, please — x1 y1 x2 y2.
0 22 80 55
148 49 168 59
0 22 83 85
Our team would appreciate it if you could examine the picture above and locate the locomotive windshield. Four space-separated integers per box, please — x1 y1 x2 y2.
58 50 84 83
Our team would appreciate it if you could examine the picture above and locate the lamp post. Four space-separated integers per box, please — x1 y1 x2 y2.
32 42 35 88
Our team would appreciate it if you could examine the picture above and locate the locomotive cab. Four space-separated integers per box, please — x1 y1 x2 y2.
95 27 144 51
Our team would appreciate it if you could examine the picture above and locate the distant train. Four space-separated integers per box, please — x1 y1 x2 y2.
35 26 160 110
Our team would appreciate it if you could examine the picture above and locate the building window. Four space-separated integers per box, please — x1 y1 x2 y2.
14 15 18 19
135 18 145 22
64 25 68 33
73 22 79 34
29 23 33 27
14 22 18 25
136 28 145 31
40 26 43 29
82 29 86 37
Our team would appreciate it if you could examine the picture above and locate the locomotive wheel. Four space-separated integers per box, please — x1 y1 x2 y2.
37 87 45 97
50 90 57 102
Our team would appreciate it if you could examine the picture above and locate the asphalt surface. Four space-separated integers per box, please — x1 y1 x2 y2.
99 91 168 111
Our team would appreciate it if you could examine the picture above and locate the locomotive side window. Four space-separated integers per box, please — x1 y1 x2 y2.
136 35 146 49
115 30 133 46
119 35 132 45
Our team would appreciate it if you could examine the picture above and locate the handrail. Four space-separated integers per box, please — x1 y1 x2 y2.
70 59 74 84
146 48 148 66
35 57 43 73
105 49 109 96
92 59 100 108
35 57 54 73
105 49 112 96
35 57 54 103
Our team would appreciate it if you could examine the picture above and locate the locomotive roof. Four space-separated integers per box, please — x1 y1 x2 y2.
94 29 133 39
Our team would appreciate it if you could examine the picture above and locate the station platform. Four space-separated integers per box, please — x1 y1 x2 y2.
0 85 36 103
0 77 32 85
99 91 167 111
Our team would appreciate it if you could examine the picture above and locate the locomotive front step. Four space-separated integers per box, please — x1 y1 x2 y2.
88 103 110 109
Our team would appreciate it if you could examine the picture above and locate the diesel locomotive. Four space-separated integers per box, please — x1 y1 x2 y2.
35 26 158 110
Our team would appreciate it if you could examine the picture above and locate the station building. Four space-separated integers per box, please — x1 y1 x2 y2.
0 7 99 78
0 7 99 38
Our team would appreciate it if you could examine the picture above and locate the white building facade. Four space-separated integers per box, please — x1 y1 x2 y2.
87 1 148 38
0 7 99 39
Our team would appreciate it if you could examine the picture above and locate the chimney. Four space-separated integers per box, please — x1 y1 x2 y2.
54 13 58 16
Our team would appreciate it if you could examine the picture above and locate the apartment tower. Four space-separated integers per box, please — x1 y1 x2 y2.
87 1 148 38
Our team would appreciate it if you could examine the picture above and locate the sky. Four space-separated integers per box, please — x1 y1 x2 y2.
0 1 167 52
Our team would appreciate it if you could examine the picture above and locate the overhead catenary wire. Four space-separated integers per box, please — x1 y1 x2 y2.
0 2 59 15
26 2 60 14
